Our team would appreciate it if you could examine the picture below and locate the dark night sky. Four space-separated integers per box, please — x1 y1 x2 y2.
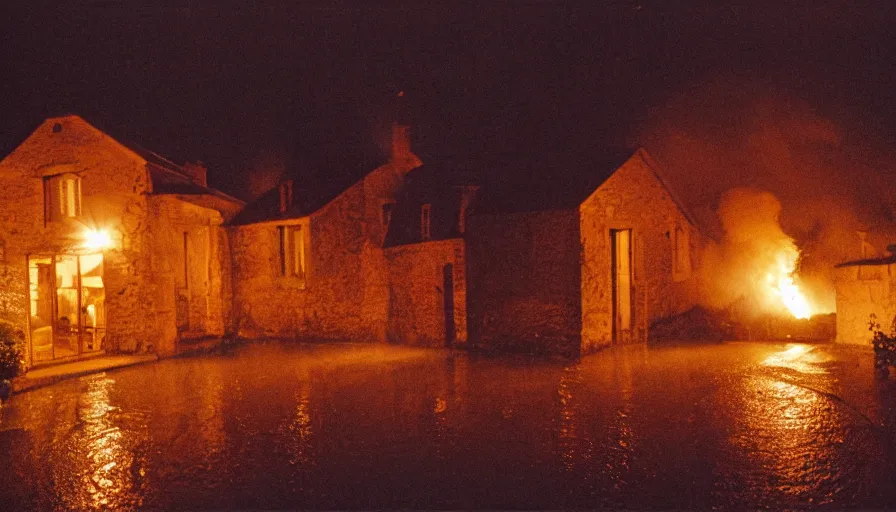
2 2 895 207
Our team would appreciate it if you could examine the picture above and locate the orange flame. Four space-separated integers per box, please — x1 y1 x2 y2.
766 246 812 319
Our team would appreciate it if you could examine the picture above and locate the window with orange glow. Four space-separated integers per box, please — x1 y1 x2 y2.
672 225 691 280
278 224 306 285
45 173 82 222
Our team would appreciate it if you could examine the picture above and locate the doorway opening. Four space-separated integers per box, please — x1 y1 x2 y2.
28 253 106 364
443 264 455 347
611 229 633 344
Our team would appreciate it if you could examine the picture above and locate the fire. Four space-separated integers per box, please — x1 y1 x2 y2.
699 188 831 321
766 245 812 319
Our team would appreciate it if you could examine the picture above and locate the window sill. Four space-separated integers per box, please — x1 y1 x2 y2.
278 277 307 290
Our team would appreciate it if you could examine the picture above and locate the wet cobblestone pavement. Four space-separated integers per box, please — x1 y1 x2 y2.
2 340 895 510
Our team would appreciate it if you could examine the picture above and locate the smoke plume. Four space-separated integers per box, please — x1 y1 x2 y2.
698 188 825 316
638 74 895 315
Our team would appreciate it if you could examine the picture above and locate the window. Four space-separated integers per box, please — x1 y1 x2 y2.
673 225 691 280
178 232 189 289
278 224 306 283
420 203 431 240
381 202 394 227
45 173 81 222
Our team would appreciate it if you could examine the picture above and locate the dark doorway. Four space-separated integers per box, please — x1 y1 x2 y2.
175 231 190 333
443 264 455 347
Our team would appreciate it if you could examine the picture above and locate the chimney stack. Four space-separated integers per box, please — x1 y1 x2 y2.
183 161 208 188
391 123 411 162
279 180 294 214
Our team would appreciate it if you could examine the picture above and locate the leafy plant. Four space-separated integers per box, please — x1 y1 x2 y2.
868 313 896 377
0 322 25 381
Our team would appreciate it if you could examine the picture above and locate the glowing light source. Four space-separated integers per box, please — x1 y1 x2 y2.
83 229 113 250
765 245 812 319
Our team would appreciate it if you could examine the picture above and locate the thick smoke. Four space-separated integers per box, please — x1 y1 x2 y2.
698 188 824 316
638 75 894 315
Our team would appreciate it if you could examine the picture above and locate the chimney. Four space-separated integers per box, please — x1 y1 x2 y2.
456 185 480 234
391 123 411 161
183 161 208 188
279 180 294 214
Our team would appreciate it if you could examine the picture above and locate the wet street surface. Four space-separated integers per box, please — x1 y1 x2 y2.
2 341 896 510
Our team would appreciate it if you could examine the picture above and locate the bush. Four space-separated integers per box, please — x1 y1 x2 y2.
868 314 896 377
0 322 25 381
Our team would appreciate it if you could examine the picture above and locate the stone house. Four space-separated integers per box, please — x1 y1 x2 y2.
229 124 423 342
833 229 896 344
382 164 478 347
466 148 702 356
0 115 243 367
0 116 704 365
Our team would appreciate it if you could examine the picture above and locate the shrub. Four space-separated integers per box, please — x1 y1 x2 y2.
0 322 25 381
869 314 896 351
868 314 896 377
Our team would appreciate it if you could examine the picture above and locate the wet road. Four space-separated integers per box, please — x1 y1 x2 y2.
2 341 896 510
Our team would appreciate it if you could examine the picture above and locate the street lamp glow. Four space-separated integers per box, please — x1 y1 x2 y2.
83 228 113 250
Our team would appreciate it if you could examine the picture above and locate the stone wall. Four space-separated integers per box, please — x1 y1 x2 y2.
579 151 701 351
230 140 419 344
147 196 231 355
834 264 893 344
0 116 156 365
0 115 237 366
231 183 389 341
384 239 467 347
466 210 582 355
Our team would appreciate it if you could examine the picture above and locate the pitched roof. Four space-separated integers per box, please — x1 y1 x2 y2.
35 115 243 207
471 148 637 214
383 164 476 247
229 157 379 226
115 141 242 205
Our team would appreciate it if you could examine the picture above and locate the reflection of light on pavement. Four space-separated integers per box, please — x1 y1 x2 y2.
761 344 827 375
288 381 314 467
196 363 225 464
557 365 582 472
729 344 849 506
735 376 830 501
58 374 141 510
611 369 634 490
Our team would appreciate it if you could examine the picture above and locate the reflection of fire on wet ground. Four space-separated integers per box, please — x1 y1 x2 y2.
650 306 836 342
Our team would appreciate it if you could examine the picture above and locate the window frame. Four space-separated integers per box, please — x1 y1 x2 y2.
672 224 691 281
277 223 307 287
44 173 82 223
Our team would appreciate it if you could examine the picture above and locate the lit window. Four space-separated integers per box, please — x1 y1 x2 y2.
673 225 691 280
421 204 431 240
278 224 306 283
45 173 81 222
